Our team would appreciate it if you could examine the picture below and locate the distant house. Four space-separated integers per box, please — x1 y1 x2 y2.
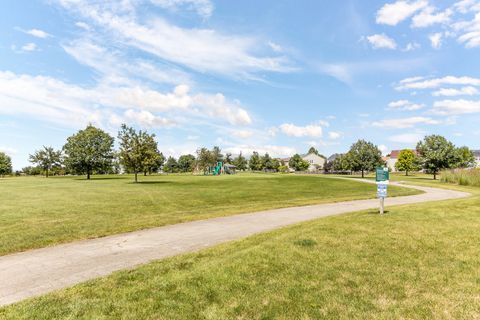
385 149 417 172
473 150 480 167
282 150 327 172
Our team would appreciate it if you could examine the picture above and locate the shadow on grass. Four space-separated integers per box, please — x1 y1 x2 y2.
128 181 173 185
74 176 130 181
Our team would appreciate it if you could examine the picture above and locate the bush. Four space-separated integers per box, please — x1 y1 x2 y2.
441 168 480 187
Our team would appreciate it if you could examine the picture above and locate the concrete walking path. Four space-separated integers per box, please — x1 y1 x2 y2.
0 181 469 307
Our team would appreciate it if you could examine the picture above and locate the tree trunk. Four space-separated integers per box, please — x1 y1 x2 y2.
406 170 409 176
135 172 138 183
433 172 437 180
361 169 364 178
87 171 90 180
46 169 49 178
144 171 147 176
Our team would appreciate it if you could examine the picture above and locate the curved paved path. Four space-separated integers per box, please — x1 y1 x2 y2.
0 181 469 307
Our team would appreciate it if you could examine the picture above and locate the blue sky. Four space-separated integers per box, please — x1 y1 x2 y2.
1 0 480 169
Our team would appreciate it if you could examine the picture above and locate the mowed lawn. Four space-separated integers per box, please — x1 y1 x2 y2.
1 177 478 319
0 174 417 255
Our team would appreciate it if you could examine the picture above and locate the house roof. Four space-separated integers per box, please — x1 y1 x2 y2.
473 150 480 157
389 149 417 159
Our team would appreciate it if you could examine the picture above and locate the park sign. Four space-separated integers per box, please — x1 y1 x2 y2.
375 167 389 183
375 167 389 215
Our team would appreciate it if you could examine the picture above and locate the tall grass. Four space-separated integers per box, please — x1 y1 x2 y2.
441 168 480 187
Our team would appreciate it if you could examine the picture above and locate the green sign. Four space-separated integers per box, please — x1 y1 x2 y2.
375 167 389 182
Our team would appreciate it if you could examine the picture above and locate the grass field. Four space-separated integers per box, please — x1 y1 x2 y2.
1 175 478 319
0 173 418 256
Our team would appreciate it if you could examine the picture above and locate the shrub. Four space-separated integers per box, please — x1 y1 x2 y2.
441 168 480 187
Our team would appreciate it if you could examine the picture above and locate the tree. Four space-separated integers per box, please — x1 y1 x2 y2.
212 146 223 162
225 153 233 164
140 136 163 176
233 152 248 171
308 147 319 155
163 156 178 173
22 166 42 176
196 148 216 171
118 124 159 182
416 135 458 180
0 152 12 177
289 154 310 171
261 153 276 171
395 149 419 176
178 154 196 173
63 125 114 180
346 140 383 178
455 146 475 168
248 151 262 171
29 146 62 178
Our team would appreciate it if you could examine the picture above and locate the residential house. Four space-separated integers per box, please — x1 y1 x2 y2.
282 150 327 172
473 150 480 167
385 149 417 172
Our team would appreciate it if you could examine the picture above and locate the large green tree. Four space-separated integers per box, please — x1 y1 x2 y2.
195 148 216 171
416 135 461 180
163 156 178 173
455 146 475 168
0 152 12 177
233 152 248 171
395 149 419 176
261 153 276 171
118 124 159 182
63 125 114 180
29 146 62 178
289 154 310 171
178 154 196 173
346 140 383 178
248 151 262 171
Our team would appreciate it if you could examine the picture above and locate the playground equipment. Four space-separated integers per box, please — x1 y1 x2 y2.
204 162 236 175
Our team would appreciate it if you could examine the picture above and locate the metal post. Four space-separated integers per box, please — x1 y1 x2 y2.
380 197 384 215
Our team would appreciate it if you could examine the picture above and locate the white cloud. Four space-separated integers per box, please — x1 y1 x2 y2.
124 109 175 127
75 21 92 31
396 76 480 90
388 132 424 144
25 28 51 38
268 41 283 52
378 144 388 155
376 0 428 26
0 146 18 156
21 43 37 52
403 42 420 51
429 32 443 49
328 131 341 139
366 33 397 49
0 71 252 129
56 1 293 79
373 116 440 128
433 99 480 114
151 0 214 19
388 99 424 110
229 129 254 139
432 86 479 96
411 7 452 28
279 123 323 137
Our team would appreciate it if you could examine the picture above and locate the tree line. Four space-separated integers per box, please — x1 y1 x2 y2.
0 128 476 180
324 135 476 179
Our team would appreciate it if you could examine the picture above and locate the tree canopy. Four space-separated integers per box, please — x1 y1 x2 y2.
233 152 247 171
29 146 62 177
248 151 262 171
346 140 383 178
0 152 12 177
163 156 178 173
178 154 196 173
289 154 310 171
118 124 160 182
395 149 419 176
63 125 114 180
416 135 469 179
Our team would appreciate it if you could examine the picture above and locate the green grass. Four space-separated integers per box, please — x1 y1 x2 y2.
1 176 478 319
0 173 418 256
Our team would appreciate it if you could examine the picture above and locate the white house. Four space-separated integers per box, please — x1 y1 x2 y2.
282 150 326 172
473 150 480 167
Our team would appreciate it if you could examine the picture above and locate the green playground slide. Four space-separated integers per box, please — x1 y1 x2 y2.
213 162 222 175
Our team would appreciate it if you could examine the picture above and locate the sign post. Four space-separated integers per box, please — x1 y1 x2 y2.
375 167 389 214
